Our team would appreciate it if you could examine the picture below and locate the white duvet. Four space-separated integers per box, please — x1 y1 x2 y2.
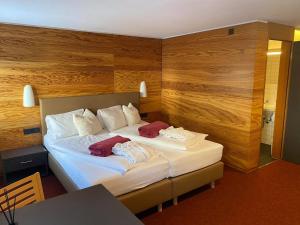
45 121 223 182
44 131 135 174
48 148 170 195
110 122 207 151
109 122 223 177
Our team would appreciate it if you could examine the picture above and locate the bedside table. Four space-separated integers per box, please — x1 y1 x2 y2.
1 145 48 184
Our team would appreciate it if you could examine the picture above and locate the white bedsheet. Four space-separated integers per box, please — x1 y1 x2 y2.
44 131 135 174
44 133 170 196
157 140 223 177
111 123 223 177
44 122 223 195
111 122 207 151
49 150 169 196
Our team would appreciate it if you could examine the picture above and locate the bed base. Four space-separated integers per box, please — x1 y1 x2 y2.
170 180 218 206
117 179 172 214
170 161 224 202
48 152 173 213
48 153 223 214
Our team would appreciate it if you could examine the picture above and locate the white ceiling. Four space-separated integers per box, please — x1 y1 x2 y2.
0 0 299 38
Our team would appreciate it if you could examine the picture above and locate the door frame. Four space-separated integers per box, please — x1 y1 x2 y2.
271 41 292 159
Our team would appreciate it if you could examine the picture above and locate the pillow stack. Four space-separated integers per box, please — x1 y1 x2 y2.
73 109 103 136
97 105 127 132
45 109 84 139
97 103 141 131
122 103 141 126
45 102 142 139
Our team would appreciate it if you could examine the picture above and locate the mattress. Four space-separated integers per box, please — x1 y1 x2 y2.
111 122 203 151
44 133 169 196
156 140 223 177
45 130 142 174
111 123 223 177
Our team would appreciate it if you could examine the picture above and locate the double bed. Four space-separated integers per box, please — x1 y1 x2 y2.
40 93 224 213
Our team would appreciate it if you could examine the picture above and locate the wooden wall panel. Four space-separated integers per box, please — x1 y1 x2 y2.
0 24 161 151
113 35 162 113
162 22 268 172
268 22 295 41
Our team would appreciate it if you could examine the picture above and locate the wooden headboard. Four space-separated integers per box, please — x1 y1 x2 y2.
39 92 140 137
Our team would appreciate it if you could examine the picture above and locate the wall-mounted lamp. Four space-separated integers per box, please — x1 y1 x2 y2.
139 81 147 98
267 51 282 56
23 85 35 107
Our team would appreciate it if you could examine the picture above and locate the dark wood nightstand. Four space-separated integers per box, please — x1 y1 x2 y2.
1 145 48 184
140 111 167 123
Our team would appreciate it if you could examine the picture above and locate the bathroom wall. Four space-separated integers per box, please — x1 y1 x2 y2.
294 29 300 41
261 42 281 145
263 54 280 108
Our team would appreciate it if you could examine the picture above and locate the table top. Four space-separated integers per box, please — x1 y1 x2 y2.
1 145 47 160
0 184 143 225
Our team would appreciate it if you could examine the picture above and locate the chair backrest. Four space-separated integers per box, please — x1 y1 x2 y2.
0 172 45 211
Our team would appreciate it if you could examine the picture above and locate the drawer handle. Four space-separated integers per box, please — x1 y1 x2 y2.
20 160 33 164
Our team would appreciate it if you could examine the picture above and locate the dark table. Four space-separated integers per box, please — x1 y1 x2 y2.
0 184 143 225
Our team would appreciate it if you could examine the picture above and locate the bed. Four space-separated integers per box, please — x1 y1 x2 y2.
40 93 224 213
110 122 224 204
44 131 170 196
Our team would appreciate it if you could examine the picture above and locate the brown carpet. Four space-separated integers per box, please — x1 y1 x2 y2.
42 174 66 199
42 160 300 225
142 160 300 225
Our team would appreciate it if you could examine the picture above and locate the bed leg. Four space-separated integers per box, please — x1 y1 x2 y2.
210 181 215 189
173 197 178 206
157 203 163 212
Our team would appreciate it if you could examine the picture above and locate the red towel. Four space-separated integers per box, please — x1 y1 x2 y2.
138 121 170 138
89 136 130 157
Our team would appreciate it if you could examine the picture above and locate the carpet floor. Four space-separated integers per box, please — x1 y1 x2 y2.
142 160 300 225
41 160 300 225
41 173 66 199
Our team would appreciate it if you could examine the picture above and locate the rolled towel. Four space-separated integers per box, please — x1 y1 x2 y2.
138 121 170 138
159 126 208 149
159 127 190 141
159 126 197 141
112 141 155 164
89 135 130 157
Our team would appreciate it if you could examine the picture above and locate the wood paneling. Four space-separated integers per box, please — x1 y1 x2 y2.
162 22 268 172
268 22 295 41
0 24 161 151
113 35 162 113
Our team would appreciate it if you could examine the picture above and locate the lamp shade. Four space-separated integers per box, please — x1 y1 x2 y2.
139 81 147 98
23 85 35 107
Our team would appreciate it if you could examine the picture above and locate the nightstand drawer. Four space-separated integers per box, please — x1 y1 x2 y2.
3 153 47 173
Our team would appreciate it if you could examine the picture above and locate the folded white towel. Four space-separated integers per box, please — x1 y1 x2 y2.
112 141 156 164
159 126 208 149
159 126 193 141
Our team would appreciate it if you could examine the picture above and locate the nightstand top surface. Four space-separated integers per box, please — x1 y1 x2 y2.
1 145 47 160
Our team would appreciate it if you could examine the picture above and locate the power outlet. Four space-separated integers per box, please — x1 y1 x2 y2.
228 28 235 35
23 127 41 135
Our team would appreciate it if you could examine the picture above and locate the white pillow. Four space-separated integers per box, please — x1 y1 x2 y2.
73 109 103 136
122 103 141 126
98 105 127 131
45 109 84 139
96 112 106 129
